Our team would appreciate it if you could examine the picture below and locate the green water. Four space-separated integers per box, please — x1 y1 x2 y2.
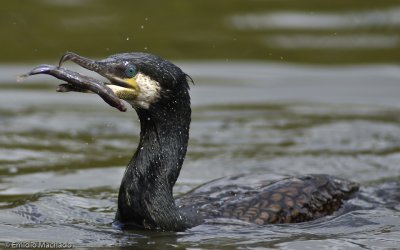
2 0 400 64
1 1 400 249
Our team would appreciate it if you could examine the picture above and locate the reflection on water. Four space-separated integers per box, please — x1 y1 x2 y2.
1 0 400 249
265 34 400 49
231 8 400 30
230 7 400 50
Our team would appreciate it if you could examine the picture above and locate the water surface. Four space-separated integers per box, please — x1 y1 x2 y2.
1 62 400 249
1 1 400 249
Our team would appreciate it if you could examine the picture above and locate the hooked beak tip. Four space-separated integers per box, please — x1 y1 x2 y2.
59 51 76 67
58 52 105 74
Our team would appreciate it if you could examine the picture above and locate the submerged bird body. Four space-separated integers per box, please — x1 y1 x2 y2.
23 52 359 231
177 174 357 225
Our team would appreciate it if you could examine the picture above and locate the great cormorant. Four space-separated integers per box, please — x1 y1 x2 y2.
22 52 359 231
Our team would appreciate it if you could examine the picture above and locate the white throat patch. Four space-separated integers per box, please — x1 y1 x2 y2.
133 72 161 109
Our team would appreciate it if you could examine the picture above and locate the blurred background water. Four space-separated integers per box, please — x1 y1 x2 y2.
1 0 400 249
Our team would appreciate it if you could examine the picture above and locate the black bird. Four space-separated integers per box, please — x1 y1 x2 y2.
23 52 359 231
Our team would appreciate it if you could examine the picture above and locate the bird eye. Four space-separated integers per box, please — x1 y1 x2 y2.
125 66 137 78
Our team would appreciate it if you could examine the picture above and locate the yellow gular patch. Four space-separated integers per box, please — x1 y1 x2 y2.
122 78 140 92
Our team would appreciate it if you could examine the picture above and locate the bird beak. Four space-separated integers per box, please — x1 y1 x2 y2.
19 52 143 112
59 52 139 91
19 64 128 112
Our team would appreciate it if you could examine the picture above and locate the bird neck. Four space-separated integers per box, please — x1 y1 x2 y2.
116 93 194 231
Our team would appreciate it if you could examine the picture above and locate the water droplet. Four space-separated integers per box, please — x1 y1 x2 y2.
147 117 151 121
140 147 144 150
126 37 130 41
141 25 144 29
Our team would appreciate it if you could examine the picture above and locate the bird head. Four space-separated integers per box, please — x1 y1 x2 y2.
58 52 190 111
